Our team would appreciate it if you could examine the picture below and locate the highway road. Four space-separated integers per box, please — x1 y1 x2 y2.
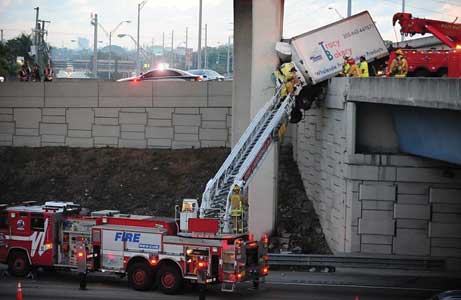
0 270 436 300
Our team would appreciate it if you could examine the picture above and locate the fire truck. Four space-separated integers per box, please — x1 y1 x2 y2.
0 66 302 294
388 12 461 77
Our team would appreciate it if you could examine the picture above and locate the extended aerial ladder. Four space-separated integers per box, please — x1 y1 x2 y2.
199 70 303 234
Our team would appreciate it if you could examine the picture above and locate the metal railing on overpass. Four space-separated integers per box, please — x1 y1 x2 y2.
267 253 446 272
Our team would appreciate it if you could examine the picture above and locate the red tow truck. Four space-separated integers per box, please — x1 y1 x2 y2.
388 12 461 77
0 200 268 294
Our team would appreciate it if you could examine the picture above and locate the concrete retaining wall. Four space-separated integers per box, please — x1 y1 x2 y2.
0 81 232 149
294 78 461 269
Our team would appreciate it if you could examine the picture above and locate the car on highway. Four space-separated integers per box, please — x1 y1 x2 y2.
117 67 202 82
429 290 461 300
187 69 225 81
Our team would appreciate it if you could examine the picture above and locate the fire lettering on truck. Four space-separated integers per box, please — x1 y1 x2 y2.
114 232 141 242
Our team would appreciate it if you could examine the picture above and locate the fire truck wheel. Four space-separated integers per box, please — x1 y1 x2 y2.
127 262 154 291
157 265 183 295
8 251 31 277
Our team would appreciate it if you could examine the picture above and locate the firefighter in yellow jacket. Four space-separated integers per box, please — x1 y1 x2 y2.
359 56 369 78
230 184 244 233
273 62 299 98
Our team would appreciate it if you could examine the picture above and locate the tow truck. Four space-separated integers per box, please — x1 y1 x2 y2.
0 65 304 294
388 12 461 77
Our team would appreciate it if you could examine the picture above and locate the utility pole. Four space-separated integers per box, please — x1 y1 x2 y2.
91 13 98 78
0 29 3 44
197 0 203 69
204 24 208 69
137 1 148 75
347 0 351 17
401 0 405 41
185 27 188 69
151 37 154 69
137 3 141 74
38 19 50 68
226 35 230 77
34 7 39 64
162 32 165 58
171 30 174 67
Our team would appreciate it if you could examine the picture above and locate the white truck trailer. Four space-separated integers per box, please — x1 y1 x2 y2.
278 11 389 84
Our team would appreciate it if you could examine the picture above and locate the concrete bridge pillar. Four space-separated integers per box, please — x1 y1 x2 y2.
232 0 284 239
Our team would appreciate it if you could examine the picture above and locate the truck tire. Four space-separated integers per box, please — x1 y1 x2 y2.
127 262 154 291
8 251 31 277
157 265 183 295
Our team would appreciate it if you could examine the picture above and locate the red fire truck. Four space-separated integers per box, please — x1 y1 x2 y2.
387 12 461 77
0 200 268 294
1 57 302 295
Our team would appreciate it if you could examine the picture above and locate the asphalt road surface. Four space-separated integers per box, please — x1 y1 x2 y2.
0 270 436 300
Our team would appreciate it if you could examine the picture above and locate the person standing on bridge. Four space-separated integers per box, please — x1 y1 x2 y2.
43 63 54 81
359 56 369 78
390 49 408 77
31 63 41 82
339 56 350 77
346 57 360 77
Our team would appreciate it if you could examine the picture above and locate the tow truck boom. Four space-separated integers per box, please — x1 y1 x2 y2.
393 12 461 48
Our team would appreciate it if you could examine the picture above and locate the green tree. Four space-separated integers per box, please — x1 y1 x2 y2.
0 34 34 77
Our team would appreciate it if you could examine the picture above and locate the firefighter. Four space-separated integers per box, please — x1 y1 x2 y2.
346 57 360 77
230 184 244 233
339 56 350 77
359 56 369 78
273 62 299 99
390 49 408 77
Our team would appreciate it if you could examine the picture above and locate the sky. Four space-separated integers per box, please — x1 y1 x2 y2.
1 0 461 50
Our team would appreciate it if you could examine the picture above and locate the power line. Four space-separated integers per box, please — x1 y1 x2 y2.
429 0 461 8
383 0 459 18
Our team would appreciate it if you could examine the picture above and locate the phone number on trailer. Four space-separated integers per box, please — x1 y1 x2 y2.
342 24 374 39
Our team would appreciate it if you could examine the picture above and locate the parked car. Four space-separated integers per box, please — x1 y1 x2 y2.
187 69 225 81
429 290 461 300
117 68 202 82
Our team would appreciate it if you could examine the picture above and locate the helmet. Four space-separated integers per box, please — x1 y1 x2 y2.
396 49 404 56
232 185 240 192
343 55 350 60
347 57 355 64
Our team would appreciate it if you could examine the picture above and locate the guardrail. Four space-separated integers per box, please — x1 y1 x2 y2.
268 254 446 272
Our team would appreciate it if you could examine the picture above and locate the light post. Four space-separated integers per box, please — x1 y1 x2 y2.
108 20 130 80
119 33 140 74
137 0 149 75
328 6 344 19
98 20 130 80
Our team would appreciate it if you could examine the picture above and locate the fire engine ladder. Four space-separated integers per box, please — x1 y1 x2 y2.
200 87 298 233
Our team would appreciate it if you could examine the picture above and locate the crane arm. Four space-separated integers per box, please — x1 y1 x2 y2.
393 12 461 48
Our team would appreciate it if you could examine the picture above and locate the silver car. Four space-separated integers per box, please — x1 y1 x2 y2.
187 69 225 81
117 68 202 82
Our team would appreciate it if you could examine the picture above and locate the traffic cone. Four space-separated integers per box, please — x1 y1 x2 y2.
16 281 23 300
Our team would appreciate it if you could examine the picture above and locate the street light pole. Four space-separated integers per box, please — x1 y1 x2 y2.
226 35 230 77
347 0 351 17
92 13 98 78
204 23 207 69
197 0 203 69
137 0 148 75
107 20 130 80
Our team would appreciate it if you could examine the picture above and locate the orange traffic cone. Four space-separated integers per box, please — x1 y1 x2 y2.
16 281 23 300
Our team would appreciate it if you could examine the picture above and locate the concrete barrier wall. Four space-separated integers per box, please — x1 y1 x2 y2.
0 81 232 149
294 78 461 269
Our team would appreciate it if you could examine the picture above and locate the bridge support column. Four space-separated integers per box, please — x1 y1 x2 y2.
232 0 284 239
